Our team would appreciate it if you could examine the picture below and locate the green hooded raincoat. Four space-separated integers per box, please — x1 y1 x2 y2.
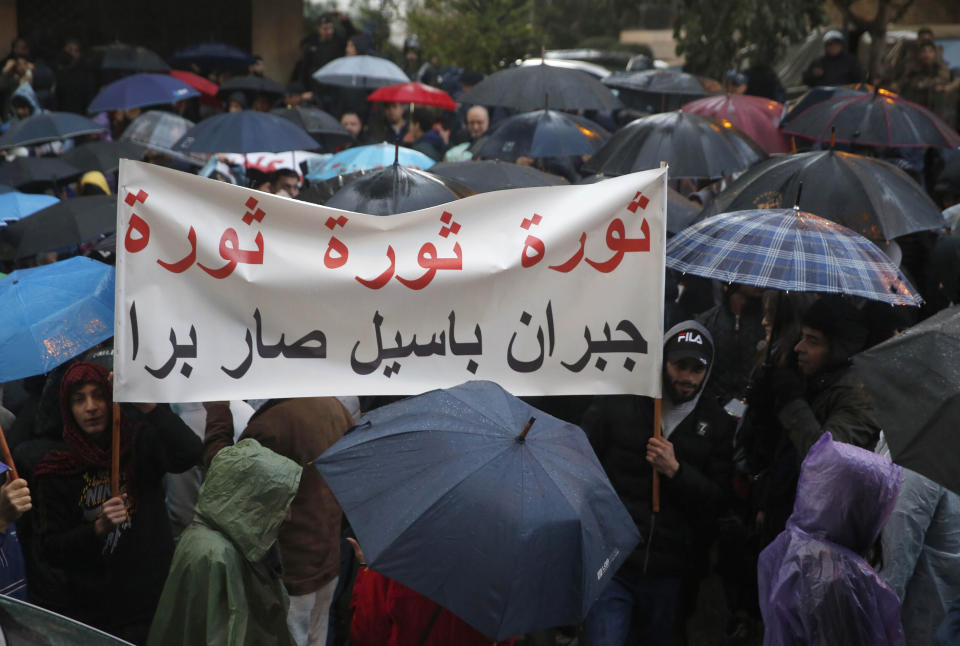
147 438 302 646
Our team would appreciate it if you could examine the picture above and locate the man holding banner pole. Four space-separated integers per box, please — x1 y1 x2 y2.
581 321 732 645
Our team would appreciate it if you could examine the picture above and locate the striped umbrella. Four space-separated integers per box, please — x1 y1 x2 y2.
666 208 921 306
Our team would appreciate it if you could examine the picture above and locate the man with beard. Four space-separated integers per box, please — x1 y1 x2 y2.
581 321 732 646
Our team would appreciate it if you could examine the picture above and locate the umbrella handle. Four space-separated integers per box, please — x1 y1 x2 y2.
0 422 19 481
111 402 121 497
652 397 662 513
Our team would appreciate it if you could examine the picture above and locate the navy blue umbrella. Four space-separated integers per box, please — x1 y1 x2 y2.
0 112 106 149
471 109 609 160
170 42 256 70
171 110 320 154
315 380 640 641
88 73 200 113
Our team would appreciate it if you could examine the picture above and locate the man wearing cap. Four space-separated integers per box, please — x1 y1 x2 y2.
803 30 864 87
771 295 880 461
581 320 732 646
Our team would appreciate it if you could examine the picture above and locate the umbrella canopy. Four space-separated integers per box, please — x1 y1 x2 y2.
583 111 767 179
0 157 81 190
0 112 106 149
698 149 945 241
0 593 132 645
120 110 205 165
312 55 409 89
169 70 219 97
325 163 470 215
854 306 960 495
459 63 621 111
0 256 114 382
0 192 58 223
0 185 12 194
782 84 872 122
170 42 255 70
61 140 146 174
0 195 116 260
429 159 568 192
666 208 921 306
217 75 285 98
305 143 435 181
579 175 700 234
100 44 169 73
171 111 319 154
270 107 353 149
604 70 719 112
367 81 457 110
88 74 199 113
471 109 609 160
682 94 790 154
314 380 641 641
780 90 960 148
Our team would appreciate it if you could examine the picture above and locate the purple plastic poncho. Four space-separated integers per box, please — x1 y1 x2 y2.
758 433 905 646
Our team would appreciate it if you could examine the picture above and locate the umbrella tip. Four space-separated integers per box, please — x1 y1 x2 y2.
394 141 399 166
516 417 536 443
794 182 804 211
829 126 836 149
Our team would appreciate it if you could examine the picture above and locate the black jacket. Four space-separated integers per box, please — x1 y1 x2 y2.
34 405 201 639
582 393 731 577
802 52 864 87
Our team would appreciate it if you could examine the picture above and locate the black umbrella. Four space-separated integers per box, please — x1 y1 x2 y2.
603 70 719 112
579 175 701 234
781 89 960 148
0 157 82 190
170 42 255 70
270 107 353 149
698 149 945 241
0 184 12 194
62 140 147 174
172 111 319 154
854 305 960 495
429 159 568 192
0 195 116 260
325 163 470 215
100 44 170 73
471 110 609 161
583 112 766 179
217 75 284 98
0 112 106 149
0 593 132 645
781 84 871 123
459 63 621 111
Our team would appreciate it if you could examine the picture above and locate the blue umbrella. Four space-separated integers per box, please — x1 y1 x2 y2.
0 112 106 149
305 143 434 181
171 111 319 154
0 257 114 382
314 380 640 641
472 109 609 160
88 73 200 113
0 192 59 223
170 42 255 70
666 208 922 306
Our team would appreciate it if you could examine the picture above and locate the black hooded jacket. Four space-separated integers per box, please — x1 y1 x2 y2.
581 321 732 577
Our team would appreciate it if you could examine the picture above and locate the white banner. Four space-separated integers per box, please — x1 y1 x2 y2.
114 160 666 402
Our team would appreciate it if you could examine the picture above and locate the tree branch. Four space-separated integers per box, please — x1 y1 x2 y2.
832 0 872 30
888 0 916 24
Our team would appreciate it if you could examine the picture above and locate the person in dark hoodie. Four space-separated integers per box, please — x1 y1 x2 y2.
771 295 880 462
802 30 864 87
581 321 732 646
32 361 202 644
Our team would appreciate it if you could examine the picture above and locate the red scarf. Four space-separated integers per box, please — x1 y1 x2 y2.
35 361 137 479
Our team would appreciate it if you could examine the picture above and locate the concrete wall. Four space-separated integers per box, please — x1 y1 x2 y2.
252 0 303 84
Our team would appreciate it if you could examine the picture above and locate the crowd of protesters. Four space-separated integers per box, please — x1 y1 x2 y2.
0 11 959 646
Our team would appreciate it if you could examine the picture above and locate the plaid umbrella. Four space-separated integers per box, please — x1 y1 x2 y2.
666 208 921 306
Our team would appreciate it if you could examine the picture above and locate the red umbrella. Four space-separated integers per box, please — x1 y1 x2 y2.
170 70 220 107
682 94 790 154
367 81 457 111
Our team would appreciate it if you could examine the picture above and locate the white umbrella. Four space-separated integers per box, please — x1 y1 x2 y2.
312 55 409 89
